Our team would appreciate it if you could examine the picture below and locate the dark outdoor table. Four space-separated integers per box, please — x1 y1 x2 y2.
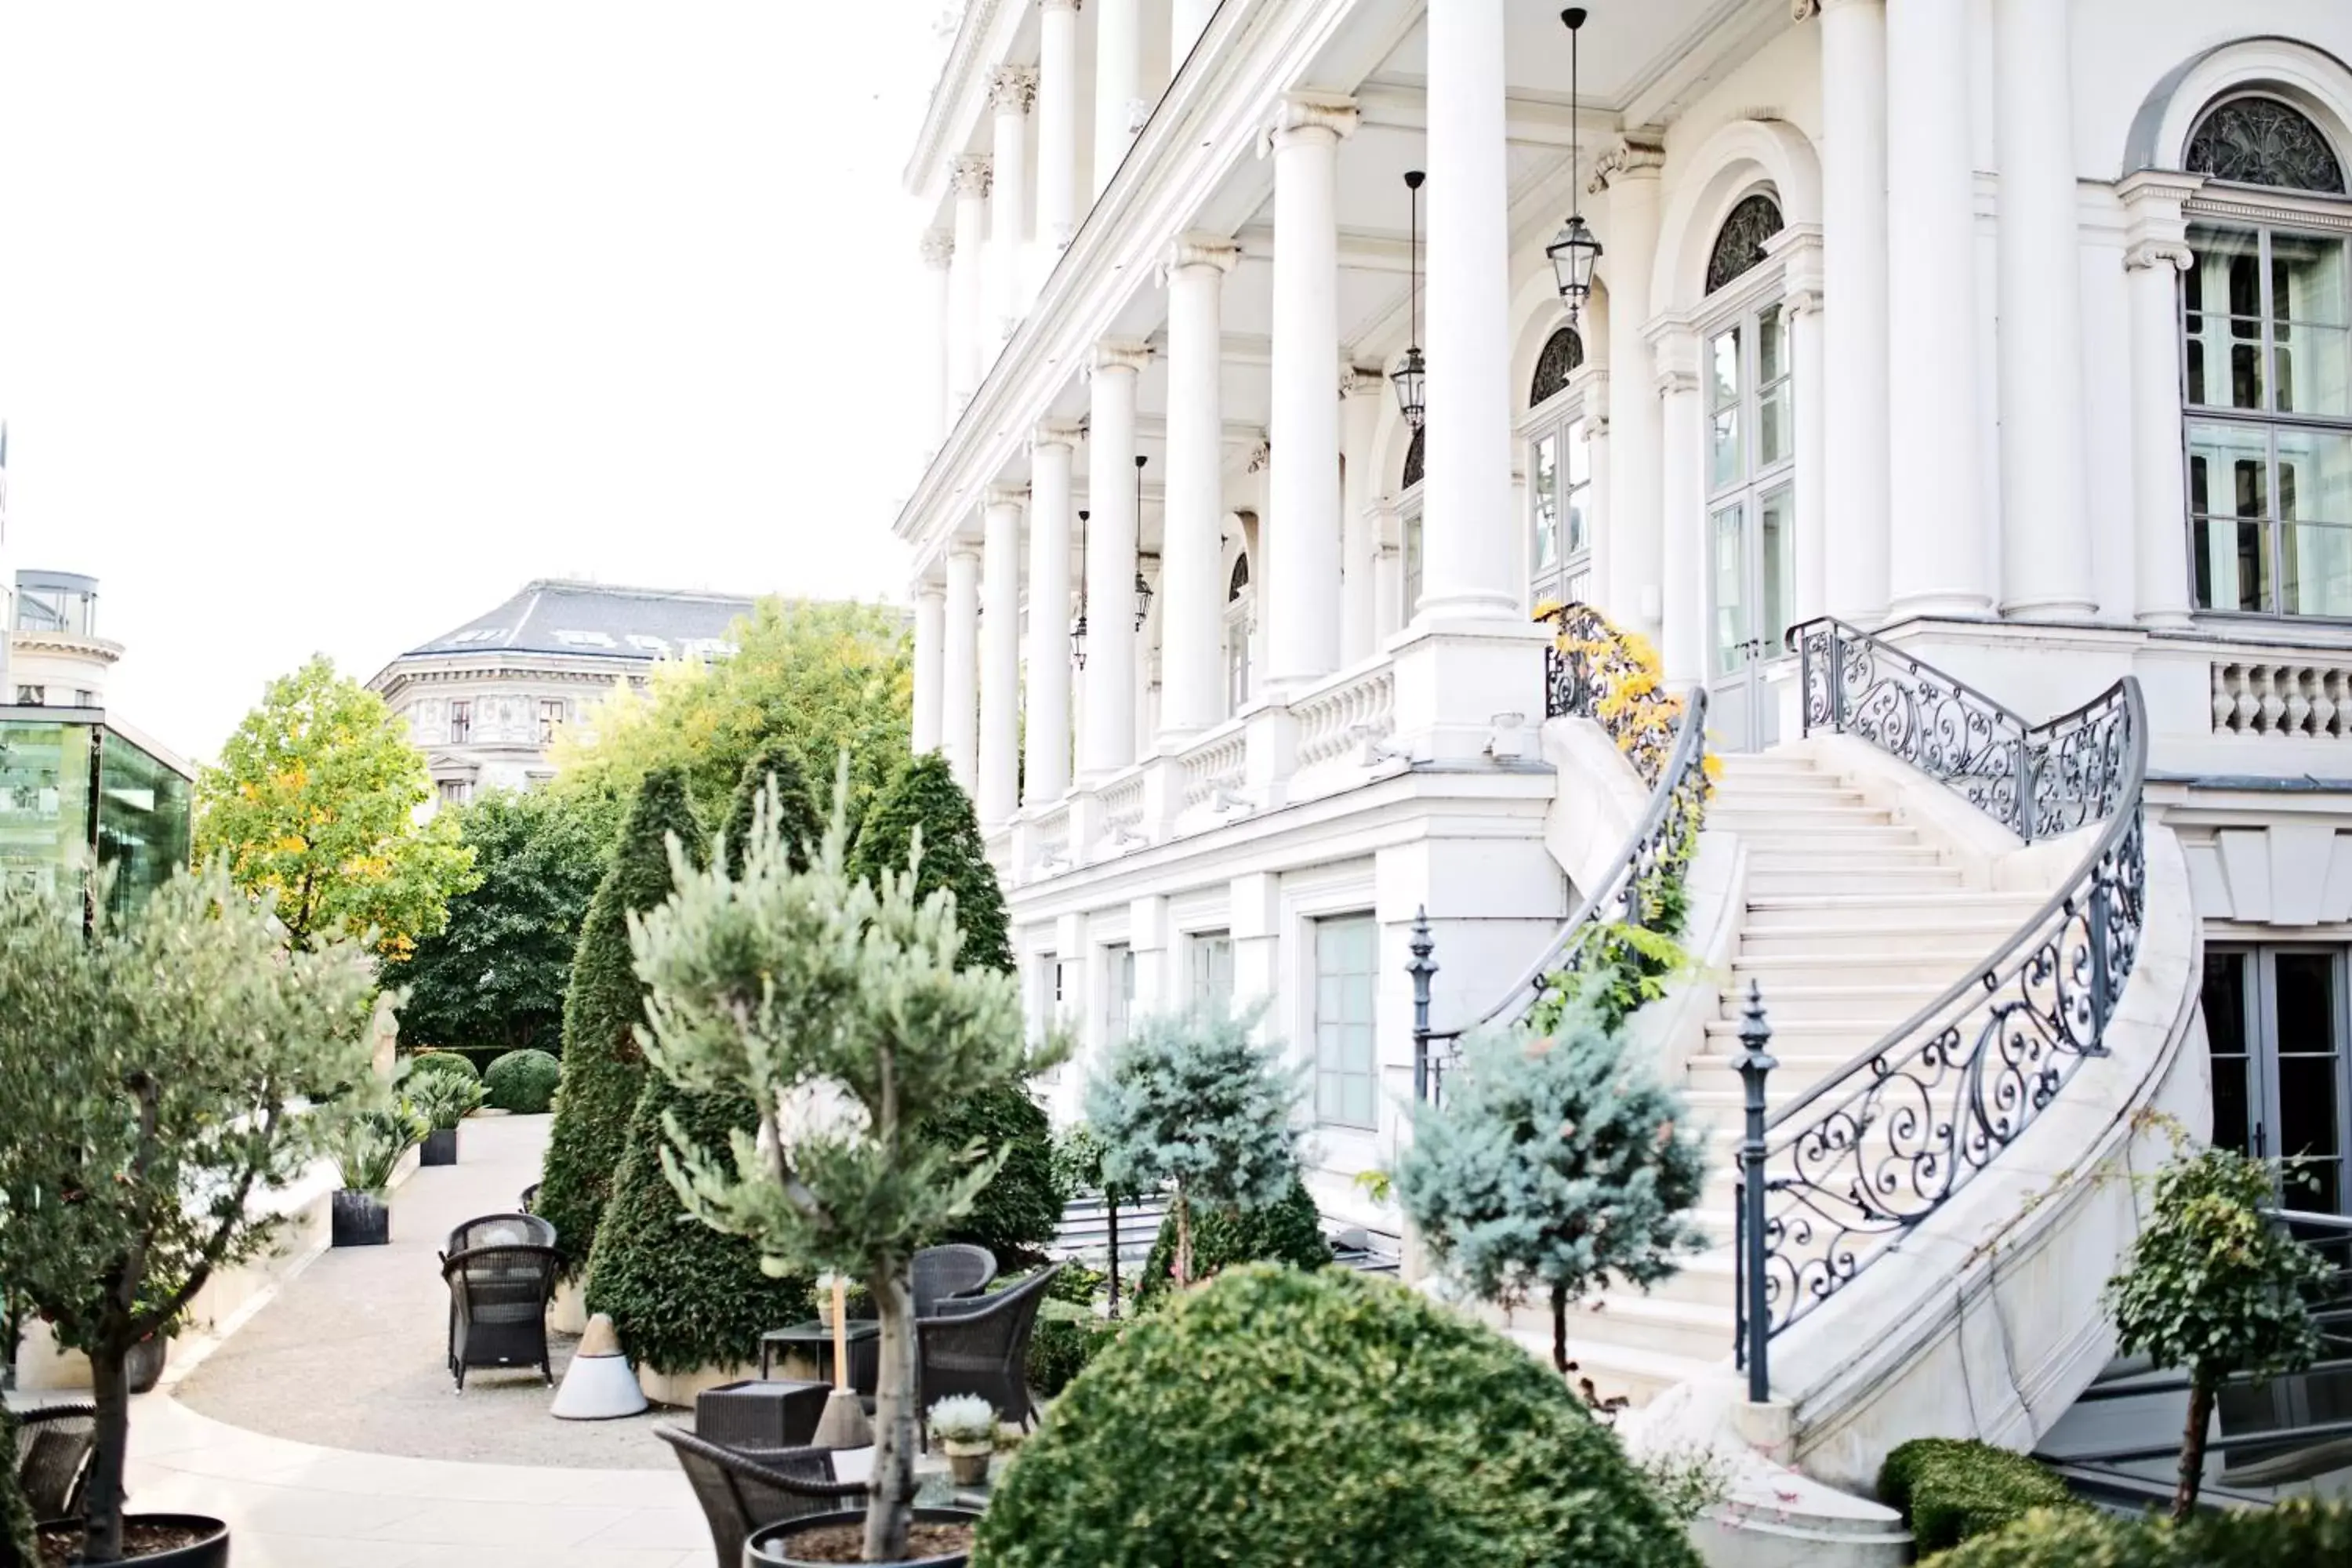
760 1318 881 1393
694 1377 832 1449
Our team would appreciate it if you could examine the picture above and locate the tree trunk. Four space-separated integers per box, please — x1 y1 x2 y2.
2173 1374 2216 1521
1105 1195 1121 1320
1174 1184 1193 1290
1551 1283 1569 1375
863 1267 918 1563
82 1340 132 1564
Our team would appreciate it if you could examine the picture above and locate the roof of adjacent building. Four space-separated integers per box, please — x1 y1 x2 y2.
397 579 760 664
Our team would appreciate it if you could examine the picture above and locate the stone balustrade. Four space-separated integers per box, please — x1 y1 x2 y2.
2211 660 2352 739
1289 659 1396 771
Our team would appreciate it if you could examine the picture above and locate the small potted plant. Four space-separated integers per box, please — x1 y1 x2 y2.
927 1396 999 1487
406 1072 483 1167
332 1110 419 1247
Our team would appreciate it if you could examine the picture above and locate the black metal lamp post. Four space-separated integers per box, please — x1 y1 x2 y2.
1132 455 1153 629
1546 9 1603 326
1392 170 1427 430
1732 979 1777 1404
1408 908 1438 1104
1071 510 1091 669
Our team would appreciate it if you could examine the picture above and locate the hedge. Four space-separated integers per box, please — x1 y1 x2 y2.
1925 1499 2352 1566
483 1048 563 1114
1879 1438 2082 1554
1132 1172 1330 1308
974 1265 1699 1568
402 1049 481 1086
1025 1313 1119 1399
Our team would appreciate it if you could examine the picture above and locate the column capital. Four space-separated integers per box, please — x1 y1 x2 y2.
1246 438 1272 474
1090 337 1154 377
1588 132 1667 194
1340 362 1388 399
1041 0 1082 11
1646 314 1702 393
985 482 1029 511
1767 222 1826 304
989 64 1039 115
949 154 994 198
913 576 946 602
946 535 984 562
1259 92 1359 156
2117 169 2204 252
1032 420 1083 452
1160 231 1242 281
1790 0 1821 19
2125 239 2194 274
920 227 955 269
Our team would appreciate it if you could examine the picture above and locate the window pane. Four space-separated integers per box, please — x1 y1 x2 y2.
2283 524 2352 616
1759 383 1792 469
2185 227 2265 410
2193 515 2271 612
1709 410 1741 492
2205 953 2255 1156
1758 304 1788 386
2277 426 2352 522
1711 503 1748 675
1758 485 1794 652
1710 328 1740 410
2274 953 2342 1211
1531 433 1560 571
1403 511 1424 619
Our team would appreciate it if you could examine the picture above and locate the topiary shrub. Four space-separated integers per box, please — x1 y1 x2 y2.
535 766 706 1276
402 1048 481 1086
1025 1314 1119 1400
1878 1439 2080 1555
482 1048 563 1114
1923 1498 2352 1566
925 1084 1066 1268
583 1074 814 1376
1132 1171 1328 1308
722 737 823 878
975 1265 1699 1568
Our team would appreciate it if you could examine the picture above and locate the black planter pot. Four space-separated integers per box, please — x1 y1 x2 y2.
125 1334 167 1394
746 1507 982 1568
420 1127 459 1166
39 1513 230 1567
332 1188 390 1247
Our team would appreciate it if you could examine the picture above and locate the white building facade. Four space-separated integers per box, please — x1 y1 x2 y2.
895 0 2352 1496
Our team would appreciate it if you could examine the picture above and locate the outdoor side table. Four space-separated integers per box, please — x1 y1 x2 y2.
759 1319 881 1394
693 1378 830 1449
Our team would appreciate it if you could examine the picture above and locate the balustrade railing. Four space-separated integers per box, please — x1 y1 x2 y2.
1738 618 2149 1396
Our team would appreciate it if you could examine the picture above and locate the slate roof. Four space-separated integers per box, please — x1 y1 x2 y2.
402 580 760 663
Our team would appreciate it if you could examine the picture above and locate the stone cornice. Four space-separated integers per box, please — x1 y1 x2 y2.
905 0 1012 195
11 631 122 664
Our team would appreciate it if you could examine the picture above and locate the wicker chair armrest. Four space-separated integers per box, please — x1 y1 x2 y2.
656 1427 869 1501
441 1242 562 1283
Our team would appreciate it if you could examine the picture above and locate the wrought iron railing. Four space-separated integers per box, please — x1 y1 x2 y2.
1410 604 1710 1105
1737 617 2149 1396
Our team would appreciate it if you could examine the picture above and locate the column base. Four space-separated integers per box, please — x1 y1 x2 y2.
1886 593 1994 622
1997 596 2099 622
2136 608 2196 632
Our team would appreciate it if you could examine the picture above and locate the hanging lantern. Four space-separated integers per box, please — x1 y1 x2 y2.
1548 8 1603 326
1392 170 1427 429
1071 510 1090 669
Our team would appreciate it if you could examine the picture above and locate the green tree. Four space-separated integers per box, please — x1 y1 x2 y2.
0 863 376 1563
1084 1004 1303 1290
389 786 624 1053
633 774 1062 1560
194 655 478 958
1396 1011 1707 1376
535 766 705 1276
721 738 822 877
1134 1171 1329 1309
554 598 910 826
2106 1143 2332 1519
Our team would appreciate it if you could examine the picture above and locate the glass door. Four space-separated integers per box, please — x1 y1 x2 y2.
2205 945 2352 1214
1704 303 1796 752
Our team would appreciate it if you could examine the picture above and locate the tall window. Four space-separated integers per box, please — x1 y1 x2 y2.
538 698 567 745
1191 931 1235 1009
1223 556 1254 717
1312 914 1378 1128
13 686 41 706
1526 325 1592 609
1102 942 1137 1050
1401 428 1426 622
2205 946 2350 1214
448 700 472 744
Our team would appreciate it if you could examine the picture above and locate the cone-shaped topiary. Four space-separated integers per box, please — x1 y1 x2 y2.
721 737 823 878
851 752 1061 1261
1134 1171 1328 1308
584 1074 814 1376
975 1265 1700 1568
535 766 706 1276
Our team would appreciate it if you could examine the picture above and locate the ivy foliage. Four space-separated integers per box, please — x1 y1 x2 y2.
1132 1171 1329 1309
1878 1439 2082 1555
1923 1499 2352 1567
389 784 625 1054
974 1265 1700 1568
1396 1005 1707 1373
194 654 478 958
482 1048 563 1114
535 766 706 1276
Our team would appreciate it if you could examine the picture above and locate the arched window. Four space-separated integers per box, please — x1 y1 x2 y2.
2187 95 2346 194
1227 554 1250 600
1401 426 1425 491
1528 326 1585 408
1705 193 1784 295
1223 552 1254 717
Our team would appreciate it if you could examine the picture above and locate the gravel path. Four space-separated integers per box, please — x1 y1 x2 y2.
174 1112 677 1469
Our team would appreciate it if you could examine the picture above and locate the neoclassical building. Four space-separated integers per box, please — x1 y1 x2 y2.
896 0 2352 1505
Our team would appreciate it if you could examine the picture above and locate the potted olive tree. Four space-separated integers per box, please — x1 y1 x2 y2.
0 862 376 1566
633 772 1062 1566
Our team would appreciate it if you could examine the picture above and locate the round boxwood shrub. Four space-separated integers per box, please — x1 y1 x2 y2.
1131 1171 1330 1308
975 1265 1699 1568
402 1048 481 1086
1925 1498 2352 1566
1879 1438 2081 1555
482 1048 563 1114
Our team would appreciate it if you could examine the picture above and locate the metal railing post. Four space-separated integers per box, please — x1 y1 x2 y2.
2087 866 2114 1056
1829 622 1848 732
1734 980 1778 1403
1409 907 1437 1104
2016 735 2038 845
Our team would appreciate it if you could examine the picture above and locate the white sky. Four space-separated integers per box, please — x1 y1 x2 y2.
0 3 944 760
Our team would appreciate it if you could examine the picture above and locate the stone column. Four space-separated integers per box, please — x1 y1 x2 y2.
942 543 982 793
989 67 1038 340
1341 364 1385 662
979 487 1025 826
1784 241 1829 624
1160 234 1240 744
1596 137 1665 638
1652 323 1706 687
1039 0 1083 250
1420 1 1516 623
1584 376 1612 609
920 229 955 447
1885 0 1990 617
1992 0 2095 619
2122 172 2201 628
1173 0 1216 64
1263 94 1356 691
1082 340 1151 779
949 155 993 412
913 578 946 754
1027 425 1080 804
1817 0 1890 624
1094 0 1141 199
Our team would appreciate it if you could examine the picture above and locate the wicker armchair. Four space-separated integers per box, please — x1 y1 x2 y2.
442 1240 560 1389
655 1427 866 1566
914 1243 997 1316
916 1262 1063 1433
441 1214 556 1374
13 1403 95 1522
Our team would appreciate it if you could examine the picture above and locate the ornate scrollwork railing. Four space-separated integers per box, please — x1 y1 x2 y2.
1738 619 2148 1384
1411 605 1711 1105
